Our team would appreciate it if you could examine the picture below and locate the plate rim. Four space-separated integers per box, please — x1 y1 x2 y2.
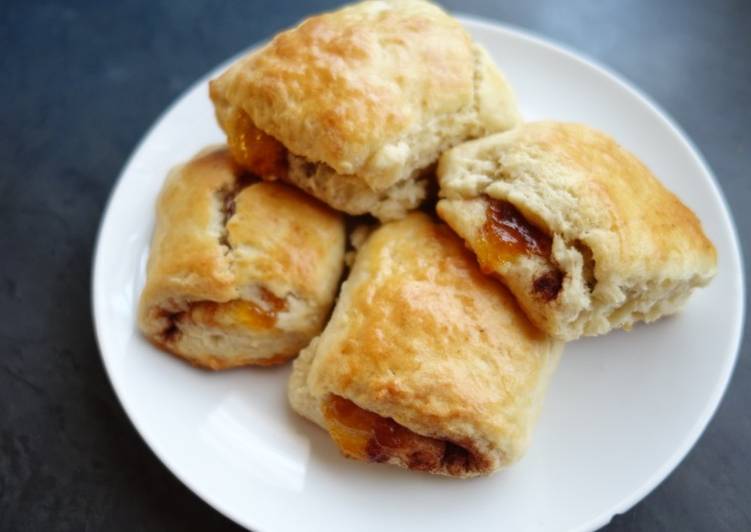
91 15 746 532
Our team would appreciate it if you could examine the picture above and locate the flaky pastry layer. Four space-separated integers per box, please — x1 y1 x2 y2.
138 147 346 368
210 0 520 220
437 122 717 340
289 213 562 477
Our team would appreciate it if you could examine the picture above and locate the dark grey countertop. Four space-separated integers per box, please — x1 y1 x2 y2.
1 1 749 530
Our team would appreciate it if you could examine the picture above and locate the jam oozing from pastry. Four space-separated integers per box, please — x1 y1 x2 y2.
188 289 287 330
480 198 552 260
477 197 564 301
226 110 288 179
322 395 479 474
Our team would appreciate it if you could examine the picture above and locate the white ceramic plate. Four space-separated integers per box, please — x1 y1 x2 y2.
93 16 744 532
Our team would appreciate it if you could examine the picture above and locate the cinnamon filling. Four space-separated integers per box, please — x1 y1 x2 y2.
477 197 564 301
225 111 288 179
322 395 482 474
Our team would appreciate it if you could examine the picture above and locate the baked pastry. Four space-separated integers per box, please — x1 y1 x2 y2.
209 0 520 221
437 122 717 341
138 147 346 369
289 213 562 477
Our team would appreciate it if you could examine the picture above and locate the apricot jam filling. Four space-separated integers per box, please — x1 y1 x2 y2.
225 110 288 179
477 197 564 301
188 289 287 331
322 395 478 473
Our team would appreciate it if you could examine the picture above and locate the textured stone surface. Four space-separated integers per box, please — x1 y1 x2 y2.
0 1 748 530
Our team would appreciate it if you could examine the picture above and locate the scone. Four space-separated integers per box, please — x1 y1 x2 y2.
209 0 520 221
437 122 717 341
138 147 346 369
289 213 562 477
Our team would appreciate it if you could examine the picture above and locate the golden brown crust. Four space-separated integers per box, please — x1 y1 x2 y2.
227 178 345 301
140 147 240 305
138 146 346 368
288 213 562 477
211 0 470 185
210 0 519 218
437 122 718 339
